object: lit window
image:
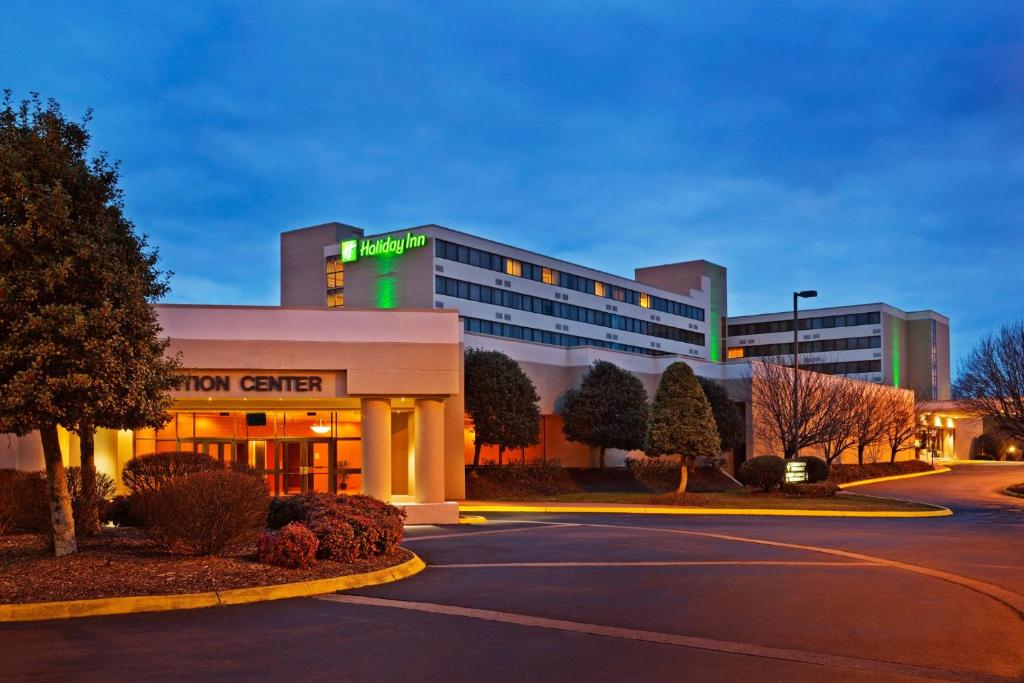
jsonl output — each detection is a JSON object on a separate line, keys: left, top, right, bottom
{"left": 505, "top": 258, "right": 522, "bottom": 277}
{"left": 639, "top": 292, "right": 651, "bottom": 308}
{"left": 327, "top": 291, "right": 345, "bottom": 308}
{"left": 325, "top": 256, "right": 344, "bottom": 289}
{"left": 727, "top": 347, "right": 745, "bottom": 359}
{"left": 542, "top": 267, "right": 556, "bottom": 284}
{"left": 594, "top": 281, "right": 607, "bottom": 297}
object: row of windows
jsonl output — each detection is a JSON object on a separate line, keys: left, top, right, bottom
{"left": 727, "top": 311, "right": 881, "bottom": 337}
{"left": 436, "top": 276, "right": 706, "bottom": 346}
{"left": 727, "top": 335, "right": 881, "bottom": 359}
{"left": 325, "top": 256, "right": 345, "bottom": 289}
{"left": 434, "top": 239, "right": 704, "bottom": 321}
{"left": 802, "top": 359, "right": 882, "bottom": 376}
{"left": 462, "top": 317, "right": 670, "bottom": 356}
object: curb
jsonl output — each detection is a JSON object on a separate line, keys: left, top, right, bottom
{"left": 0, "top": 551, "right": 425, "bottom": 623}
{"left": 457, "top": 502, "right": 952, "bottom": 519}
{"left": 837, "top": 466, "right": 951, "bottom": 489}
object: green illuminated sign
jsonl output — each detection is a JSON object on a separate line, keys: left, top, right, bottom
{"left": 340, "top": 232, "right": 427, "bottom": 263}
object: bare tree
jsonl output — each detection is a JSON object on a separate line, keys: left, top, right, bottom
{"left": 851, "top": 383, "right": 890, "bottom": 466}
{"left": 751, "top": 359, "right": 835, "bottom": 458}
{"left": 816, "top": 379, "right": 860, "bottom": 465}
{"left": 882, "top": 388, "right": 918, "bottom": 462}
{"left": 954, "top": 320, "right": 1024, "bottom": 444}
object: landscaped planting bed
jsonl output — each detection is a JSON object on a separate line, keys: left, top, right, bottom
{"left": 1006, "top": 483, "right": 1024, "bottom": 497}
{"left": 828, "top": 460, "right": 934, "bottom": 485}
{"left": 0, "top": 529, "right": 412, "bottom": 604}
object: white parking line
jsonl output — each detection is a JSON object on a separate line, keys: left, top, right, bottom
{"left": 404, "top": 523, "right": 579, "bottom": 542}
{"left": 316, "top": 594, "right": 1009, "bottom": 683}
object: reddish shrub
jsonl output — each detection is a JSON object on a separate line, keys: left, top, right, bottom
{"left": 122, "top": 451, "right": 221, "bottom": 494}
{"left": 258, "top": 522, "right": 319, "bottom": 568}
{"left": 0, "top": 469, "right": 49, "bottom": 534}
{"left": 145, "top": 469, "right": 269, "bottom": 556}
{"left": 779, "top": 481, "right": 839, "bottom": 498}
{"left": 265, "top": 493, "right": 405, "bottom": 561}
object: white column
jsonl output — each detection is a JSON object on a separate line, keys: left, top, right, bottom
{"left": 360, "top": 398, "right": 392, "bottom": 502}
{"left": 414, "top": 398, "right": 445, "bottom": 504}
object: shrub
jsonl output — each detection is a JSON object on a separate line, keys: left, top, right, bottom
{"left": 779, "top": 482, "right": 839, "bottom": 498}
{"left": 257, "top": 522, "right": 319, "bottom": 568}
{"left": 792, "top": 456, "right": 830, "bottom": 483}
{"left": 64, "top": 467, "right": 117, "bottom": 525}
{"left": 101, "top": 495, "right": 141, "bottom": 527}
{"left": 264, "top": 493, "right": 405, "bottom": 562}
{"left": 145, "top": 469, "right": 269, "bottom": 556}
{"left": 738, "top": 455, "right": 786, "bottom": 491}
{"left": 828, "top": 460, "right": 933, "bottom": 484}
{"left": 122, "top": 451, "right": 221, "bottom": 494}
{"left": 0, "top": 469, "right": 49, "bottom": 534}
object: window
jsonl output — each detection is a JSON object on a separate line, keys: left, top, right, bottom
{"left": 727, "top": 347, "right": 745, "bottom": 359}
{"left": 542, "top": 267, "right": 556, "bottom": 284}
{"left": 327, "top": 291, "right": 344, "bottom": 308}
{"left": 639, "top": 292, "right": 651, "bottom": 308}
{"left": 325, "top": 256, "right": 344, "bottom": 289}
{"left": 594, "top": 281, "right": 607, "bottom": 297}
{"left": 505, "top": 258, "right": 522, "bottom": 277}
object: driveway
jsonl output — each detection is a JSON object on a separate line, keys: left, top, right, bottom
{"left": 2, "top": 464, "right": 1023, "bottom": 682}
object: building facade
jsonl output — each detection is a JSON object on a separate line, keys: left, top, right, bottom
{"left": 280, "top": 221, "right": 944, "bottom": 468}
{"left": 0, "top": 305, "right": 465, "bottom": 524}
{"left": 727, "top": 304, "right": 951, "bottom": 400}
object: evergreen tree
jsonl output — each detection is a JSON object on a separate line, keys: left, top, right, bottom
{"left": 697, "top": 376, "right": 745, "bottom": 454}
{"left": 645, "top": 362, "right": 720, "bottom": 492}
{"left": 464, "top": 348, "right": 541, "bottom": 467}
{"left": 561, "top": 361, "right": 648, "bottom": 468}
{"left": 0, "top": 92, "right": 180, "bottom": 552}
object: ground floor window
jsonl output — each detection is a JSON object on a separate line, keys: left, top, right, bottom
{"left": 134, "top": 410, "right": 362, "bottom": 495}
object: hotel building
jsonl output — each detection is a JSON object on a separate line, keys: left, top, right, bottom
{"left": 726, "top": 305, "right": 950, "bottom": 400}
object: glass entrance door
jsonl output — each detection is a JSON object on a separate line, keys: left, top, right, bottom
{"left": 279, "top": 440, "right": 334, "bottom": 494}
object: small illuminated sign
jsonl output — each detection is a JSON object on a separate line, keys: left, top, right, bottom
{"left": 340, "top": 232, "right": 427, "bottom": 263}
{"left": 785, "top": 461, "right": 808, "bottom": 483}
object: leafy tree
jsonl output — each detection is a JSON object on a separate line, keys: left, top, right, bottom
{"left": 0, "top": 92, "right": 180, "bottom": 553}
{"left": 561, "top": 361, "right": 648, "bottom": 468}
{"left": 645, "top": 362, "right": 720, "bottom": 492}
{"left": 697, "top": 377, "right": 744, "bottom": 454}
{"left": 464, "top": 348, "right": 541, "bottom": 467}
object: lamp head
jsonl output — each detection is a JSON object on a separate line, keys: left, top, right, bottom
{"left": 796, "top": 290, "right": 818, "bottom": 298}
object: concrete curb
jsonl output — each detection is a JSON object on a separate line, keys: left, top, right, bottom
{"left": 457, "top": 502, "right": 952, "bottom": 519}
{"left": 0, "top": 551, "right": 425, "bottom": 623}
{"left": 836, "top": 466, "right": 951, "bottom": 489}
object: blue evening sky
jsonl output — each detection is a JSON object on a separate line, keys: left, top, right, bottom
{"left": 2, "top": 1, "right": 1022, "bottom": 365}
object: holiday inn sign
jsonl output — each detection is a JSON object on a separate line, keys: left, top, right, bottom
{"left": 341, "top": 232, "right": 427, "bottom": 262}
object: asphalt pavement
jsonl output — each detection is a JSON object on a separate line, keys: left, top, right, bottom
{"left": 2, "top": 463, "right": 1023, "bottom": 682}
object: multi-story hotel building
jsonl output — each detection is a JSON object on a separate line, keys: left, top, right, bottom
{"left": 280, "top": 221, "right": 947, "bottom": 467}
{"left": 726, "top": 305, "right": 950, "bottom": 400}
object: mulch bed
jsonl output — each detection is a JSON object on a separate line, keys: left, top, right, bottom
{"left": 0, "top": 528, "right": 412, "bottom": 605}
{"left": 1006, "top": 483, "right": 1024, "bottom": 496}
{"left": 465, "top": 465, "right": 740, "bottom": 500}
{"left": 827, "top": 460, "right": 934, "bottom": 484}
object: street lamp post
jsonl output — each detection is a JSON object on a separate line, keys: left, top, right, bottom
{"left": 791, "top": 290, "right": 818, "bottom": 458}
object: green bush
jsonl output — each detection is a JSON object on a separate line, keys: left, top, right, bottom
{"left": 792, "top": 456, "right": 830, "bottom": 483}
{"left": 737, "top": 455, "right": 786, "bottom": 491}
{"left": 145, "top": 469, "right": 269, "bottom": 556}
{"left": 122, "top": 451, "right": 221, "bottom": 494}
{"left": 779, "top": 481, "right": 839, "bottom": 498}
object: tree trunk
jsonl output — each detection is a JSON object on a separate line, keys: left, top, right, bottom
{"left": 473, "top": 439, "right": 482, "bottom": 470}
{"left": 39, "top": 424, "right": 77, "bottom": 556}
{"left": 677, "top": 458, "right": 689, "bottom": 494}
{"left": 857, "top": 445, "right": 865, "bottom": 466}
{"left": 77, "top": 427, "right": 102, "bottom": 536}
{"left": 599, "top": 447, "right": 606, "bottom": 470}
{"left": 890, "top": 446, "right": 899, "bottom": 463}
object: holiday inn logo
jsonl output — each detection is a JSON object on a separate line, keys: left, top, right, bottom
{"left": 340, "top": 232, "right": 427, "bottom": 263}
